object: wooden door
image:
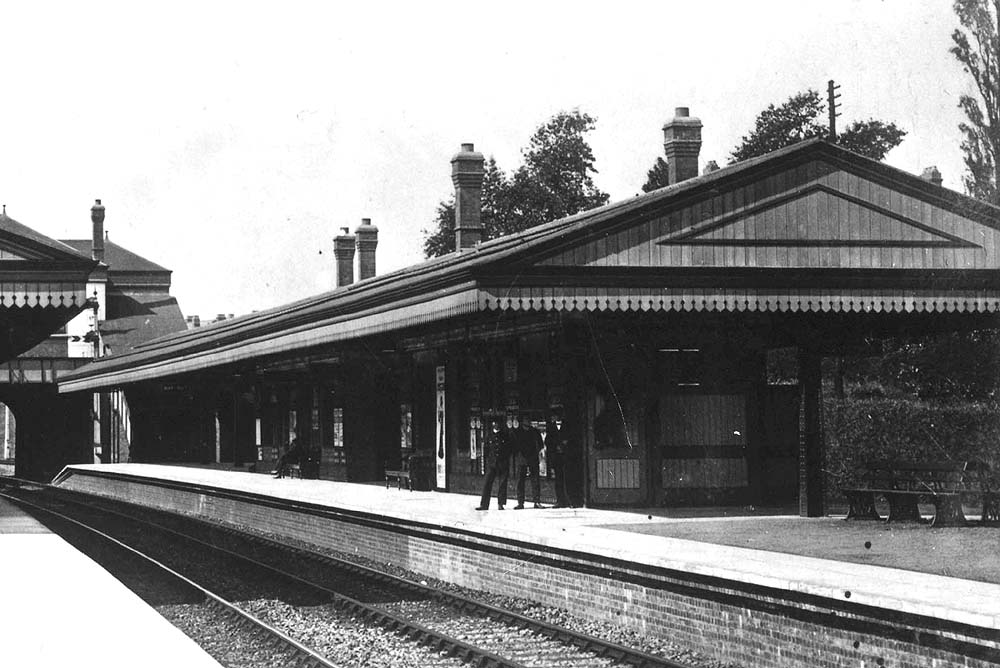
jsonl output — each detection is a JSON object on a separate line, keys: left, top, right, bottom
{"left": 659, "top": 393, "right": 748, "bottom": 505}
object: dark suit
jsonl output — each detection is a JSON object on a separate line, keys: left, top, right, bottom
{"left": 478, "top": 428, "right": 512, "bottom": 508}
{"left": 514, "top": 424, "right": 543, "bottom": 506}
{"left": 545, "top": 421, "right": 568, "bottom": 507}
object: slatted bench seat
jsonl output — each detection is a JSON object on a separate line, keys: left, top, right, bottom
{"left": 285, "top": 456, "right": 319, "bottom": 480}
{"left": 385, "top": 456, "right": 412, "bottom": 491}
{"left": 841, "top": 460, "right": 995, "bottom": 528}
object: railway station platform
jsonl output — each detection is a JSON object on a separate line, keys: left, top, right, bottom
{"left": 53, "top": 463, "right": 1000, "bottom": 668}
{"left": 0, "top": 493, "right": 222, "bottom": 668}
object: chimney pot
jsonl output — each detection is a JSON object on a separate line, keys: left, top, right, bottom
{"left": 662, "top": 107, "right": 702, "bottom": 186}
{"left": 355, "top": 217, "right": 378, "bottom": 281}
{"left": 451, "top": 143, "right": 485, "bottom": 250}
{"left": 920, "top": 166, "right": 943, "bottom": 187}
{"left": 91, "top": 199, "right": 106, "bottom": 262}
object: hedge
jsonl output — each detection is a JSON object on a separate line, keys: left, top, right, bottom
{"left": 824, "top": 398, "right": 1000, "bottom": 495}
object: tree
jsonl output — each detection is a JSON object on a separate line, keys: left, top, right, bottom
{"left": 730, "top": 90, "right": 827, "bottom": 162}
{"left": 510, "top": 110, "right": 609, "bottom": 228}
{"left": 728, "top": 89, "right": 906, "bottom": 164}
{"left": 641, "top": 157, "right": 671, "bottom": 193}
{"left": 951, "top": 0, "right": 1000, "bottom": 204}
{"left": 422, "top": 110, "right": 609, "bottom": 258}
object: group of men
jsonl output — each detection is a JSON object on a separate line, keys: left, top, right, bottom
{"left": 476, "top": 411, "right": 568, "bottom": 511}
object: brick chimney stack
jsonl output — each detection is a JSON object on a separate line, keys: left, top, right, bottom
{"left": 333, "top": 226, "right": 356, "bottom": 288}
{"left": 355, "top": 218, "right": 378, "bottom": 280}
{"left": 91, "top": 199, "right": 105, "bottom": 262}
{"left": 921, "top": 166, "right": 943, "bottom": 187}
{"left": 663, "top": 107, "right": 702, "bottom": 185}
{"left": 451, "top": 143, "right": 485, "bottom": 250}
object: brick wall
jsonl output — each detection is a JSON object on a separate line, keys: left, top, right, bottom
{"left": 59, "top": 471, "right": 1000, "bottom": 668}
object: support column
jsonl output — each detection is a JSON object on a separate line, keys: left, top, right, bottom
{"left": 98, "top": 392, "right": 112, "bottom": 463}
{"left": 231, "top": 373, "right": 256, "bottom": 468}
{"left": 798, "top": 349, "right": 825, "bottom": 517}
{"left": 745, "top": 350, "right": 767, "bottom": 506}
{"left": 561, "top": 320, "right": 589, "bottom": 508}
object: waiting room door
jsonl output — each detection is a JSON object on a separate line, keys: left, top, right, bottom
{"left": 658, "top": 393, "right": 749, "bottom": 505}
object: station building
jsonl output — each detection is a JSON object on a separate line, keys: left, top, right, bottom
{"left": 58, "top": 111, "right": 1000, "bottom": 514}
{"left": 0, "top": 201, "right": 186, "bottom": 479}
{"left": 0, "top": 207, "right": 96, "bottom": 477}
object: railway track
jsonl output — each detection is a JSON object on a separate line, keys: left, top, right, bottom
{"left": 1, "top": 479, "right": 693, "bottom": 668}
{"left": 0, "top": 484, "right": 344, "bottom": 668}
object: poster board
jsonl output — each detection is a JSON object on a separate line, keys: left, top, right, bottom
{"left": 435, "top": 365, "right": 447, "bottom": 489}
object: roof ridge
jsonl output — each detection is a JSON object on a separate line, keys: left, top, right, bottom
{"left": 62, "top": 137, "right": 995, "bottom": 380}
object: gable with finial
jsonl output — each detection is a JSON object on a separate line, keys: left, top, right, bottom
{"left": 478, "top": 140, "right": 1000, "bottom": 314}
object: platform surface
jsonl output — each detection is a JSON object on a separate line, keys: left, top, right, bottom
{"left": 59, "top": 463, "right": 1000, "bottom": 632}
{"left": 0, "top": 494, "right": 222, "bottom": 668}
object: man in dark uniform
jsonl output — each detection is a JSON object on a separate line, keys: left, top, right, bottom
{"left": 476, "top": 419, "right": 512, "bottom": 510}
{"left": 513, "top": 415, "right": 544, "bottom": 509}
{"left": 545, "top": 410, "right": 568, "bottom": 508}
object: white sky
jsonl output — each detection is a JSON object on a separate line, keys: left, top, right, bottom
{"left": 0, "top": 1, "right": 974, "bottom": 318}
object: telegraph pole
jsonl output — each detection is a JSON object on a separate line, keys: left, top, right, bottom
{"left": 827, "top": 80, "right": 841, "bottom": 140}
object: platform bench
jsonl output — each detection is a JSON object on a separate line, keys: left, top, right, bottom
{"left": 385, "top": 456, "right": 412, "bottom": 491}
{"left": 285, "top": 457, "right": 319, "bottom": 480}
{"left": 841, "top": 460, "right": 996, "bottom": 527}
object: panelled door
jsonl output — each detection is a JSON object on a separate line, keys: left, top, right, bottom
{"left": 658, "top": 393, "right": 748, "bottom": 505}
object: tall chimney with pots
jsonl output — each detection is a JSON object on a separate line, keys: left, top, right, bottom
{"left": 355, "top": 218, "right": 378, "bottom": 280}
{"left": 921, "top": 166, "right": 943, "bottom": 187}
{"left": 91, "top": 199, "right": 106, "bottom": 262}
{"left": 663, "top": 107, "right": 703, "bottom": 185}
{"left": 451, "top": 143, "right": 485, "bottom": 250}
{"left": 333, "top": 227, "right": 356, "bottom": 288}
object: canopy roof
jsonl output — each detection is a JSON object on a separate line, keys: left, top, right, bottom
{"left": 58, "top": 139, "right": 1000, "bottom": 392}
{"left": 0, "top": 211, "right": 97, "bottom": 363}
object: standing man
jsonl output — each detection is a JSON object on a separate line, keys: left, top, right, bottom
{"left": 514, "top": 414, "right": 544, "bottom": 509}
{"left": 476, "top": 419, "right": 512, "bottom": 510}
{"left": 545, "top": 409, "right": 568, "bottom": 508}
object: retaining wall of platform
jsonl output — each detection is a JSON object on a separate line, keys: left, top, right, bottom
{"left": 57, "top": 470, "right": 1000, "bottom": 668}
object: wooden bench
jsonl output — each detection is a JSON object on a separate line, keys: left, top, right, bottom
{"left": 385, "top": 457, "right": 412, "bottom": 491}
{"left": 841, "top": 460, "right": 994, "bottom": 527}
{"left": 285, "top": 456, "right": 319, "bottom": 480}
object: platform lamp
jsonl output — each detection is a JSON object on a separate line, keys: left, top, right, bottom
{"left": 83, "top": 290, "right": 103, "bottom": 359}
{"left": 82, "top": 291, "right": 104, "bottom": 464}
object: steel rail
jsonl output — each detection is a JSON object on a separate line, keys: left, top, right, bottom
{"left": 34, "top": 480, "right": 689, "bottom": 668}
{"left": 0, "top": 488, "right": 339, "bottom": 668}
{"left": 1, "top": 482, "right": 526, "bottom": 668}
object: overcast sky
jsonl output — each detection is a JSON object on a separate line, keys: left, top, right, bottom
{"left": 0, "top": 1, "right": 973, "bottom": 318}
